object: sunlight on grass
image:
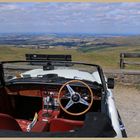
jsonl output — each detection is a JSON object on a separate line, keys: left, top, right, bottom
{"left": 0, "top": 45, "right": 140, "bottom": 69}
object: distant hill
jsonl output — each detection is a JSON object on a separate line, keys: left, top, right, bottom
{"left": 0, "top": 33, "right": 140, "bottom": 48}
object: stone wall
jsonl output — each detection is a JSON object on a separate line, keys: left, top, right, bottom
{"left": 105, "top": 69, "right": 140, "bottom": 85}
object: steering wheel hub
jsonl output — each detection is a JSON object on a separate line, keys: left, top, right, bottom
{"left": 71, "top": 94, "right": 80, "bottom": 103}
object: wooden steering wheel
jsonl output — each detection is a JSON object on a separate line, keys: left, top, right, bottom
{"left": 57, "top": 80, "right": 94, "bottom": 116}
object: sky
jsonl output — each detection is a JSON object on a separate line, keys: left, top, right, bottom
{"left": 0, "top": 2, "right": 140, "bottom": 35}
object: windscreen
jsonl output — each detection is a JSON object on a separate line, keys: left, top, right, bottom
{"left": 2, "top": 61, "right": 101, "bottom": 84}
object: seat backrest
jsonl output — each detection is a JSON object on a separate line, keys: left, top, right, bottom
{"left": 50, "top": 118, "right": 84, "bottom": 132}
{"left": 0, "top": 113, "right": 22, "bottom": 131}
{"left": 0, "top": 87, "right": 13, "bottom": 115}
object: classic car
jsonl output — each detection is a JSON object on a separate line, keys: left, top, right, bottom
{"left": 0, "top": 54, "right": 127, "bottom": 137}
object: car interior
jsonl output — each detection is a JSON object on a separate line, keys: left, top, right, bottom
{"left": 0, "top": 80, "right": 102, "bottom": 133}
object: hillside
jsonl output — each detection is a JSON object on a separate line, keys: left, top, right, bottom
{"left": 0, "top": 45, "right": 140, "bottom": 69}
{"left": 0, "top": 34, "right": 140, "bottom": 69}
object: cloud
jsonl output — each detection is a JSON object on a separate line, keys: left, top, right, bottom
{"left": 0, "top": 3, "right": 26, "bottom": 11}
{"left": 0, "top": 2, "right": 140, "bottom": 34}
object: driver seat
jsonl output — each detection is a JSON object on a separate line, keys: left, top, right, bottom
{"left": 0, "top": 113, "right": 22, "bottom": 131}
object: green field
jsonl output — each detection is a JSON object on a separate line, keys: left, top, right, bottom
{"left": 0, "top": 45, "right": 140, "bottom": 69}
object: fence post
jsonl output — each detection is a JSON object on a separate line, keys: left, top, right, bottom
{"left": 0, "top": 62, "right": 5, "bottom": 86}
{"left": 120, "top": 53, "right": 125, "bottom": 69}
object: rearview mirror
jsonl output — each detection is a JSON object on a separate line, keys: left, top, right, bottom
{"left": 107, "top": 78, "right": 115, "bottom": 89}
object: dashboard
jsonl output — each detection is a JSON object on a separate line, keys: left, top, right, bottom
{"left": 3, "top": 83, "right": 102, "bottom": 121}
{"left": 5, "top": 84, "right": 101, "bottom": 100}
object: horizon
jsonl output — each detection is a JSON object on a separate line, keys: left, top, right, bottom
{"left": 0, "top": 32, "right": 140, "bottom": 36}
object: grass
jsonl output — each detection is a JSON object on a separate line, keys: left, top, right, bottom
{"left": 0, "top": 45, "right": 140, "bottom": 69}
{"left": 135, "top": 85, "right": 140, "bottom": 91}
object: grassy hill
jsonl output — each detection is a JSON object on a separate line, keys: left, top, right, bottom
{"left": 0, "top": 45, "right": 140, "bottom": 69}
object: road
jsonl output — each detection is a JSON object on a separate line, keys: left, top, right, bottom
{"left": 114, "top": 84, "right": 140, "bottom": 137}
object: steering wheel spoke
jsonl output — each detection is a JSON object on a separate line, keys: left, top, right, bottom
{"left": 65, "top": 100, "right": 74, "bottom": 109}
{"left": 66, "top": 84, "right": 75, "bottom": 96}
{"left": 79, "top": 98, "right": 89, "bottom": 106}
